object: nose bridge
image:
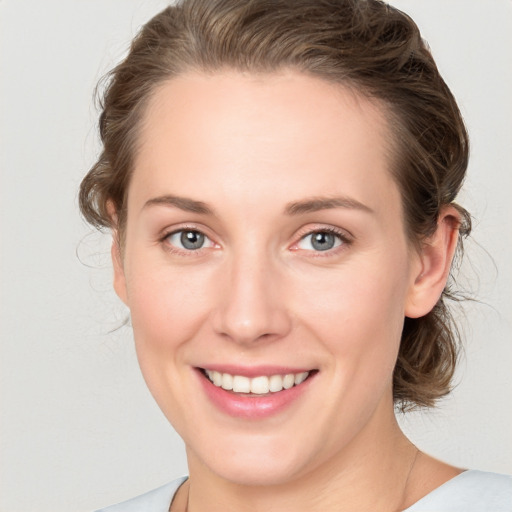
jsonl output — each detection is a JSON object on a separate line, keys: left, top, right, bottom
{"left": 213, "top": 243, "right": 291, "bottom": 344}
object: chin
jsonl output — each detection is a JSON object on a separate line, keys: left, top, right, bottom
{"left": 210, "top": 456, "right": 306, "bottom": 487}
{"left": 187, "top": 429, "right": 325, "bottom": 488}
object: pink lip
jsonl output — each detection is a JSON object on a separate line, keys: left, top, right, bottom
{"left": 195, "top": 367, "right": 316, "bottom": 419}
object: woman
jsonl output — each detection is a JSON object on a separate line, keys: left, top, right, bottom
{"left": 79, "top": 0, "right": 511, "bottom": 510}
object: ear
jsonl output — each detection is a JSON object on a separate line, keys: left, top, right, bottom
{"left": 107, "top": 201, "right": 129, "bottom": 306}
{"left": 405, "top": 206, "right": 461, "bottom": 318}
{"left": 111, "top": 236, "right": 129, "bottom": 306}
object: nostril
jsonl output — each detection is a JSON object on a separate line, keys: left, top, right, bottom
{"left": 211, "top": 270, "right": 293, "bottom": 344}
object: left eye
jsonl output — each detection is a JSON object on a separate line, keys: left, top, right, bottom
{"left": 297, "top": 231, "right": 343, "bottom": 252}
{"left": 165, "top": 230, "right": 215, "bottom": 251}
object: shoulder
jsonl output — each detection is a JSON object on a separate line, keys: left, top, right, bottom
{"left": 94, "top": 477, "right": 187, "bottom": 512}
{"left": 406, "top": 470, "right": 512, "bottom": 512}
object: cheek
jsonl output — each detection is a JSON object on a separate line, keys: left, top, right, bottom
{"left": 127, "top": 262, "right": 212, "bottom": 346}
{"left": 123, "top": 259, "right": 214, "bottom": 394}
{"left": 123, "top": 261, "right": 218, "bottom": 430}
{"left": 295, "top": 253, "right": 409, "bottom": 373}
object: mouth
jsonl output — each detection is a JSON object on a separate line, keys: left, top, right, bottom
{"left": 200, "top": 368, "right": 316, "bottom": 396}
{"left": 196, "top": 366, "right": 317, "bottom": 418}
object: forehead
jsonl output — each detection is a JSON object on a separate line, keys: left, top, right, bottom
{"left": 130, "top": 70, "right": 400, "bottom": 218}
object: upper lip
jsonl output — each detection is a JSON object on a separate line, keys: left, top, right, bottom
{"left": 197, "top": 365, "right": 315, "bottom": 378}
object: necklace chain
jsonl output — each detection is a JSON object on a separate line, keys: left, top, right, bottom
{"left": 395, "top": 446, "right": 420, "bottom": 512}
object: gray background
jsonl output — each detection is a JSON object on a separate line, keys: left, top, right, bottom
{"left": 1, "top": 1, "right": 511, "bottom": 511}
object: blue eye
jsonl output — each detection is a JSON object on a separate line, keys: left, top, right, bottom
{"left": 297, "top": 231, "right": 343, "bottom": 252}
{"left": 166, "top": 230, "right": 214, "bottom": 251}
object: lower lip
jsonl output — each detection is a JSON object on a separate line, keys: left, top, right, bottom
{"left": 196, "top": 370, "right": 315, "bottom": 419}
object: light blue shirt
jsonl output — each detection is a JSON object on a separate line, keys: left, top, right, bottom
{"left": 95, "top": 470, "right": 512, "bottom": 511}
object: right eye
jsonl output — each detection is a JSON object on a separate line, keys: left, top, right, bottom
{"left": 165, "top": 229, "right": 215, "bottom": 251}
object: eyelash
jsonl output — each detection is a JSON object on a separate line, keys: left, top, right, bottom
{"left": 160, "top": 225, "right": 216, "bottom": 256}
{"left": 159, "top": 225, "right": 352, "bottom": 256}
{"left": 291, "top": 226, "right": 352, "bottom": 256}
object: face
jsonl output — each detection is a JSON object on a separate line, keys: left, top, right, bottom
{"left": 114, "top": 71, "right": 425, "bottom": 486}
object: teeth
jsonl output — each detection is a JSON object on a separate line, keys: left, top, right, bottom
{"left": 232, "top": 375, "right": 251, "bottom": 393}
{"left": 269, "top": 374, "right": 284, "bottom": 392}
{"left": 250, "top": 376, "right": 269, "bottom": 394}
{"left": 283, "top": 374, "right": 295, "bottom": 389}
{"left": 212, "top": 371, "right": 222, "bottom": 387}
{"left": 221, "top": 373, "right": 233, "bottom": 390}
{"left": 295, "top": 372, "right": 308, "bottom": 385}
{"left": 205, "top": 370, "right": 311, "bottom": 394}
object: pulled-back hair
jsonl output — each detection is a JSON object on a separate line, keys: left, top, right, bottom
{"left": 79, "top": 0, "right": 471, "bottom": 410}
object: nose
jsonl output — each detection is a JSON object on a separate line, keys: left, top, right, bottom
{"left": 212, "top": 252, "right": 292, "bottom": 345}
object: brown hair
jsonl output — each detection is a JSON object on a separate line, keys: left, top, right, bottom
{"left": 79, "top": 0, "right": 471, "bottom": 410}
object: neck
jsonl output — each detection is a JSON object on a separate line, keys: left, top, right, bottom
{"left": 183, "top": 397, "right": 419, "bottom": 512}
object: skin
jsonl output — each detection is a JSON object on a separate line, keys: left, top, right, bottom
{"left": 112, "top": 71, "right": 461, "bottom": 511}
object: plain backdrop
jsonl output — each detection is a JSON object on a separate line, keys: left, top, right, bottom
{"left": 1, "top": 1, "right": 511, "bottom": 511}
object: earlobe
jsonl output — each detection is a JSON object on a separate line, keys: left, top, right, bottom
{"left": 405, "top": 207, "right": 461, "bottom": 318}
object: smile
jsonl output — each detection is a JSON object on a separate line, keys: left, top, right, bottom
{"left": 197, "top": 366, "right": 317, "bottom": 418}
{"left": 203, "top": 369, "right": 310, "bottom": 395}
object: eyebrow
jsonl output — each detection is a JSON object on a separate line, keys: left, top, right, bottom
{"left": 143, "top": 195, "right": 213, "bottom": 215}
{"left": 142, "top": 194, "right": 373, "bottom": 217}
{"left": 284, "top": 196, "right": 374, "bottom": 215}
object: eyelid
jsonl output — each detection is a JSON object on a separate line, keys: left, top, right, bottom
{"left": 157, "top": 222, "right": 352, "bottom": 255}
{"left": 289, "top": 225, "right": 353, "bottom": 253}
{"left": 159, "top": 224, "right": 219, "bottom": 254}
